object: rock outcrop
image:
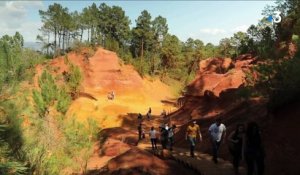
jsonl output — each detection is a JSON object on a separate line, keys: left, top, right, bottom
{"left": 186, "top": 55, "right": 257, "bottom": 97}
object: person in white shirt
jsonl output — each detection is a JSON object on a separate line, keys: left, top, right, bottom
{"left": 208, "top": 117, "right": 226, "bottom": 163}
{"left": 149, "top": 126, "right": 158, "bottom": 150}
{"left": 168, "top": 124, "right": 176, "bottom": 151}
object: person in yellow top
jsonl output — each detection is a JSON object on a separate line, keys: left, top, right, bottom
{"left": 186, "top": 120, "right": 202, "bottom": 157}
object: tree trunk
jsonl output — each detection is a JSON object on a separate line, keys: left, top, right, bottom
{"left": 102, "top": 34, "right": 105, "bottom": 47}
{"left": 141, "top": 38, "right": 144, "bottom": 59}
{"left": 66, "top": 31, "right": 69, "bottom": 49}
{"left": 91, "top": 26, "right": 94, "bottom": 44}
{"left": 58, "top": 31, "right": 61, "bottom": 50}
{"left": 47, "top": 32, "right": 50, "bottom": 55}
{"left": 80, "top": 29, "right": 83, "bottom": 42}
{"left": 62, "top": 29, "right": 65, "bottom": 51}
{"left": 54, "top": 27, "right": 57, "bottom": 51}
{"left": 67, "top": 31, "right": 70, "bottom": 49}
{"left": 87, "top": 28, "right": 90, "bottom": 42}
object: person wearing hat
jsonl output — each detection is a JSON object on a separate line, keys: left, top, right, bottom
{"left": 186, "top": 120, "right": 202, "bottom": 157}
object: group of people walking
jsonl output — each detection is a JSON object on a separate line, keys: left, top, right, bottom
{"left": 186, "top": 117, "right": 264, "bottom": 175}
{"left": 138, "top": 122, "right": 176, "bottom": 151}
{"left": 137, "top": 110, "right": 264, "bottom": 175}
{"left": 148, "top": 123, "right": 176, "bottom": 151}
{"left": 137, "top": 108, "right": 175, "bottom": 151}
{"left": 229, "top": 122, "right": 265, "bottom": 175}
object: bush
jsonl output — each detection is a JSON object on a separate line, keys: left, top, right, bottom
{"left": 62, "top": 117, "right": 99, "bottom": 173}
{"left": 105, "top": 37, "right": 119, "bottom": 52}
{"left": 56, "top": 87, "right": 71, "bottom": 114}
{"left": 38, "top": 71, "right": 58, "bottom": 105}
{"left": 32, "top": 90, "right": 47, "bottom": 117}
{"left": 66, "top": 63, "right": 82, "bottom": 97}
{"left": 0, "top": 102, "right": 27, "bottom": 175}
{"left": 33, "top": 71, "right": 58, "bottom": 117}
{"left": 268, "top": 56, "right": 300, "bottom": 109}
{"left": 254, "top": 45, "right": 300, "bottom": 110}
{"left": 70, "top": 40, "right": 89, "bottom": 54}
{"left": 132, "top": 58, "right": 151, "bottom": 77}
{"left": 118, "top": 48, "right": 133, "bottom": 65}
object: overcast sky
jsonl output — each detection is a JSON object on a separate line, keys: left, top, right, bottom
{"left": 0, "top": 1, "right": 276, "bottom": 45}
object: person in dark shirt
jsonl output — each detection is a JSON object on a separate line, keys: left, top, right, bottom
{"left": 228, "top": 124, "right": 245, "bottom": 175}
{"left": 138, "top": 123, "right": 143, "bottom": 140}
{"left": 244, "top": 122, "right": 265, "bottom": 175}
{"left": 160, "top": 124, "right": 169, "bottom": 149}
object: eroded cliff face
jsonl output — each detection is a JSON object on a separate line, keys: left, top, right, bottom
{"left": 173, "top": 54, "right": 259, "bottom": 122}
{"left": 186, "top": 54, "right": 259, "bottom": 97}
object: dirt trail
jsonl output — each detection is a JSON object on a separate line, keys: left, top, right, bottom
{"left": 86, "top": 114, "right": 201, "bottom": 175}
{"left": 138, "top": 141, "right": 245, "bottom": 175}
{"left": 135, "top": 114, "right": 245, "bottom": 175}
{"left": 87, "top": 112, "right": 244, "bottom": 175}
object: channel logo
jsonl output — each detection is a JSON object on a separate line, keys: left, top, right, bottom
{"left": 267, "top": 11, "right": 282, "bottom": 24}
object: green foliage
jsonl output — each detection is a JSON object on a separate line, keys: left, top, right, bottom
{"left": 268, "top": 56, "right": 300, "bottom": 109}
{"left": 131, "top": 10, "right": 154, "bottom": 58}
{"left": 0, "top": 160, "right": 27, "bottom": 175}
{"left": 202, "top": 43, "right": 219, "bottom": 58}
{"left": 0, "top": 33, "right": 24, "bottom": 90}
{"left": 105, "top": 37, "right": 120, "bottom": 52}
{"left": 70, "top": 40, "right": 90, "bottom": 54}
{"left": 27, "top": 55, "right": 91, "bottom": 174}
{"left": 22, "top": 49, "right": 46, "bottom": 82}
{"left": 161, "top": 34, "right": 181, "bottom": 68}
{"left": 32, "top": 90, "right": 47, "bottom": 117}
{"left": 152, "top": 15, "right": 168, "bottom": 39}
{"left": 33, "top": 69, "right": 75, "bottom": 117}
{"left": 23, "top": 118, "right": 70, "bottom": 175}
{"left": 98, "top": 4, "right": 131, "bottom": 48}
{"left": 22, "top": 108, "right": 99, "bottom": 174}
{"left": 62, "top": 117, "right": 99, "bottom": 173}
{"left": 219, "top": 37, "right": 235, "bottom": 57}
{"left": 248, "top": 0, "right": 300, "bottom": 109}
{"left": 132, "top": 58, "right": 151, "bottom": 77}
{"left": 0, "top": 101, "right": 27, "bottom": 175}
{"left": 39, "top": 3, "right": 72, "bottom": 54}
{"left": 236, "top": 87, "right": 252, "bottom": 100}
{"left": 38, "top": 70, "right": 58, "bottom": 106}
{"left": 56, "top": 87, "right": 71, "bottom": 114}
{"left": 0, "top": 32, "right": 46, "bottom": 174}
{"left": 118, "top": 47, "right": 134, "bottom": 64}
{"left": 0, "top": 31, "right": 95, "bottom": 174}
{"left": 38, "top": 2, "right": 131, "bottom": 54}
{"left": 181, "top": 38, "right": 205, "bottom": 81}
{"left": 292, "top": 34, "right": 300, "bottom": 44}
{"left": 66, "top": 63, "right": 82, "bottom": 96}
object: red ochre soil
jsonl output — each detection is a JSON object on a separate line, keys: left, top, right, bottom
{"left": 34, "top": 47, "right": 176, "bottom": 129}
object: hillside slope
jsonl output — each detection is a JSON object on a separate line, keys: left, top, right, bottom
{"left": 34, "top": 48, "right": 176, "bottom": 128}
